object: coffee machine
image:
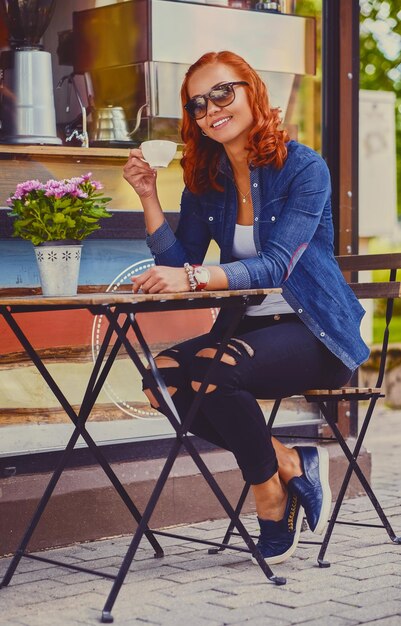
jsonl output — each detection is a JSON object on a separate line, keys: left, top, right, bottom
{"left": 71, "top": 0, "right": 315, "bottom": 144}
{"left": 0, "top": 0, "right": 61, "bottom": 144}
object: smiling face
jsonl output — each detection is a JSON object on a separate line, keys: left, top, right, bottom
{"left": 186, "top": 62, "right": 254, "bottom": 151}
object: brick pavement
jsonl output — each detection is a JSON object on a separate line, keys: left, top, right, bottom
{"left": 1, "top": 406, "right": 400, "bottom": 626}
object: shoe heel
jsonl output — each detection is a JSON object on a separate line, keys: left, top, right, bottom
{"left": 314, "top": 447, "right": 331, "bottom": 535}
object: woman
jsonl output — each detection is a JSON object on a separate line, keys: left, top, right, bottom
{"left": 123, "top": 51, "right": 370, "bottom": 565}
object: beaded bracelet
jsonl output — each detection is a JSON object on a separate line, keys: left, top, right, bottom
{"left": 184, "top": 262, "right": 197, "bottom": 291}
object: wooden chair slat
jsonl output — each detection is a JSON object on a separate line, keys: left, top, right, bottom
{"left": 304, "top": 387, "right": 381, "bottom": 396}
{"left": 349, "top": 282, "right": 401, "bottom": 299}
{"left": 337, "top": 253, "right": 401, "bottom": 272}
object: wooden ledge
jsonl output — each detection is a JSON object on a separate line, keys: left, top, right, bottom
{"left": 0, "top": 144, "right": 184, "bottom": 161}
{"left": 0, "top": 144, "right": 130, "bottom": 159}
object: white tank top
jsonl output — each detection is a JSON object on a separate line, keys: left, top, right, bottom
{"left": 232, "top": 224, "right": 294, "bottom": 317}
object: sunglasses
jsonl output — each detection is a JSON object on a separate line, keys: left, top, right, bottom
{"left": 184, "top": 81, "right": 249, "bottom": 120}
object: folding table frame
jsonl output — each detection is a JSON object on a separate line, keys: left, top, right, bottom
{"left": 0, "top": 289, "right": 285, "bottom": 623}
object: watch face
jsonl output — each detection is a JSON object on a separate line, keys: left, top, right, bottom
{"left": 194, "top": 266, "right": 210, "bottom": 288}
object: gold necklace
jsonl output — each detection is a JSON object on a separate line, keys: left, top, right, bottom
{"left": 235, "top": 183, "right": 251, "bottom": 204}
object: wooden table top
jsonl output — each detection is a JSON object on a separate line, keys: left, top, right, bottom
{"left": 0, "top": 288, "right": 282, "bottom": 308}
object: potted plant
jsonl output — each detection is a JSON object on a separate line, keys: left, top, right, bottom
{"left": 7, "top": 172, "right": 111, "bottom": 296}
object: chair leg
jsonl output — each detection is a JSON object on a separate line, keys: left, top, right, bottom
{"left": 316, "top": 398, "right": 401, "bottom": 566}
{"left": 208, "top": 482, "right": 251, "bottom": 554}
{"left": 316, "top": 455, "right": 350, "bottom": 567}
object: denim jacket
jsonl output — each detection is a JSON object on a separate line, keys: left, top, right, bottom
{"left": 146, "top": 140, "right": 370, "bottom": 371}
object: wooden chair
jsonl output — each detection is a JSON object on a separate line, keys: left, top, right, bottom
{"left": 210, "top": 252, "right": 401, "bottom": 566}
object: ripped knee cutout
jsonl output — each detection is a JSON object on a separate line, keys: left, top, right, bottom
{"left": 192, "top": 347, "right": 235, "bottom": 393}
{"left": 144, "top": 354, "right": 180, "bottom": 407}
{"left": 227, "top": 342, "right": 242, "bottom": 357}
{"left": 154, "top": 355, "right": 180, "bottom": 368}
{"left": 195, "top": 347, "right": 237, "bottom": 366}
{"left": 230, "top": 337, "right": 255, "bottom": 358}
{"left": 191, "top": 380, "right": 217, "bottom": 394}
{"left": 146, "top": 355, "right": 180, "bottom": 371}
{"left": 144, "top": 386, "right": 177, "bottom": 409}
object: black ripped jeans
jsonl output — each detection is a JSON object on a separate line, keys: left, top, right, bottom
{"left": 145, "top": 315, "right": 352, "bottom": 485}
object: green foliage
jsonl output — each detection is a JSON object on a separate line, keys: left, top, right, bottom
{"left": 295, "top": 0, "right": 322, "bottom": 16}
{"left": 373, "top": 315, "right": 401, "bottom": 343}
{"left": 8, "top": 176, "right": 112, "bottom": 245}
{"left": 360, "top": 0, "right": 401, "bottom": 217}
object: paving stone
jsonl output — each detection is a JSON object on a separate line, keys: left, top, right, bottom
{"left": 363, "top": 618, "right": 401, "bottom": 626}
{"left": 338, "top": 586, "right": 401, "bottom": 608}
{"left": 298, "top": 573, "right": 401, "bottom": 595}
{"left": 211, "top": 600, "right": 298, "bottom": 623}
{"left": 111, "top": 600, "right": 171, "bottom": 624}
{"left": 339, "top": 551, "right": 401, "bottom": 569}
{"left": 338, "top": 544, "right": 401, "bottom": 558}
{"left": 281, "top": 600, "right": 366, "bottom": 624}
{"left": 228, "top": 615, "right": 292, "bottom": 626}
{"left": 332, "top": 561, "right": 401, "bottom": 580}
{"left": 46, "top": 580, "right": 110, "bottom": 600}
{"left": 7, "top": 566, "right": 72, "bottom": 586}
{"left": 331, "top": 600, "right": 401, "bottom": 622}
{"left": 295, "top": 618, "right": 358, "bottom": 626}
{"left": 159, "top": 568, "right": 226, "bottom": 584}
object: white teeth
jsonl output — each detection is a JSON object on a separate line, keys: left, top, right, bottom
{"left": 212, "top": 117, "right": 230, "bottom": 128}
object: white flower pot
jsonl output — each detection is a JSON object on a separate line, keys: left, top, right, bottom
{"left": 34, "top": 242, "right": 82, "bottom": 297}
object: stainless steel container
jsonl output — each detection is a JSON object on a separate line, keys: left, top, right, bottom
{"left": 0, "top": 49, "right": 61, "bottom": 144}
{"left": 90, "top": 106, "right": 131, "bottom": 143}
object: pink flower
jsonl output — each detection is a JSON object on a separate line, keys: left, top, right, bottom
{"left": 8, "top": 173, "right": 109, "bottom": 210}
{"left": 10, "top": 179, "right": 45, "bottom": 200}
{"left": 68, "top": 176, "right": 86, "bottom": 185}
{"left": 8, "top": 172, "right": 111, "bottom": 244}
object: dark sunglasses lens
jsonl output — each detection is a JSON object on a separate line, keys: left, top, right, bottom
{"left": 187, "top": 96, "right": 207, "bottom": 119}
{"left": 209, "top": 84, "right": 235, "bottom": 107}
{"left": 186, "top": 84, "right": 237, "bottom": 119}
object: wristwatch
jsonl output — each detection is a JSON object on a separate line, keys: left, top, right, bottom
{"left": 193, "top": 265, "right": 210, "bottom": 291}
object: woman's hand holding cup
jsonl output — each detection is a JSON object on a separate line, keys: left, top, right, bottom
{"left": 123, "top": 141, "right": 177, "bottom": 199}
{"left": 123, "top": 148, "right": 158, "bottom": 199}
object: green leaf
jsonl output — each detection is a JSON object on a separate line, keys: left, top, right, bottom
{"left": 53, "top": 213, "right": 66, "bottom": 223}
{"left": 80, "top": 216, "right": 99, "bottom": 223}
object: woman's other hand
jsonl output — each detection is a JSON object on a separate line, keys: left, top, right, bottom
{"left": 123, "top": 148, "right": 157, "bottom": 199}
{"left": 132, "top": 266, "right": 190, "bottom": 294}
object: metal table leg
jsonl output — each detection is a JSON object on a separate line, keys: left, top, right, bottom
{"left": 100, "top": 301, "right": 285, "bottom": 622}
{"left": 0, "top": 308, "right": 164, "bottom": 590}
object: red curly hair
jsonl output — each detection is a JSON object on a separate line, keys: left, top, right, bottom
{"left": 180, "top": 51, "right": 289, "bottom": 194}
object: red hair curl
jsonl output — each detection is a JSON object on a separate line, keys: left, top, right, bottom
{"left": 180, "top": 51, "right": 289, "bottom": 195}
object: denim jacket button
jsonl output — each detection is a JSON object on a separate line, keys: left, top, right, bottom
{"left": 320, "top": 331, "right": 325, "bottom": 337}
{"left": 253, "top": 183, "right": 258, "bottom": 188}
{"left": 254, "top": 217, "right": 258, "bottom": 222}
{"left": 208, "top": 216, "right": 213, "bottom": 221}
{"left": 298, "top": 308, "right": 303, "bottom": 314}
{"left": 271, "top": 216, "right": 276, "bottom": 222}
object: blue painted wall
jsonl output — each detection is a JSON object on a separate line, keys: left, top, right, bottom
{"left": 0, "top": 239, "right": 151, "bottom": 288}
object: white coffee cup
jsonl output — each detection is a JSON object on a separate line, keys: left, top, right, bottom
{"left": 140, "top": 140, "right": 177, "bottom": 168}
